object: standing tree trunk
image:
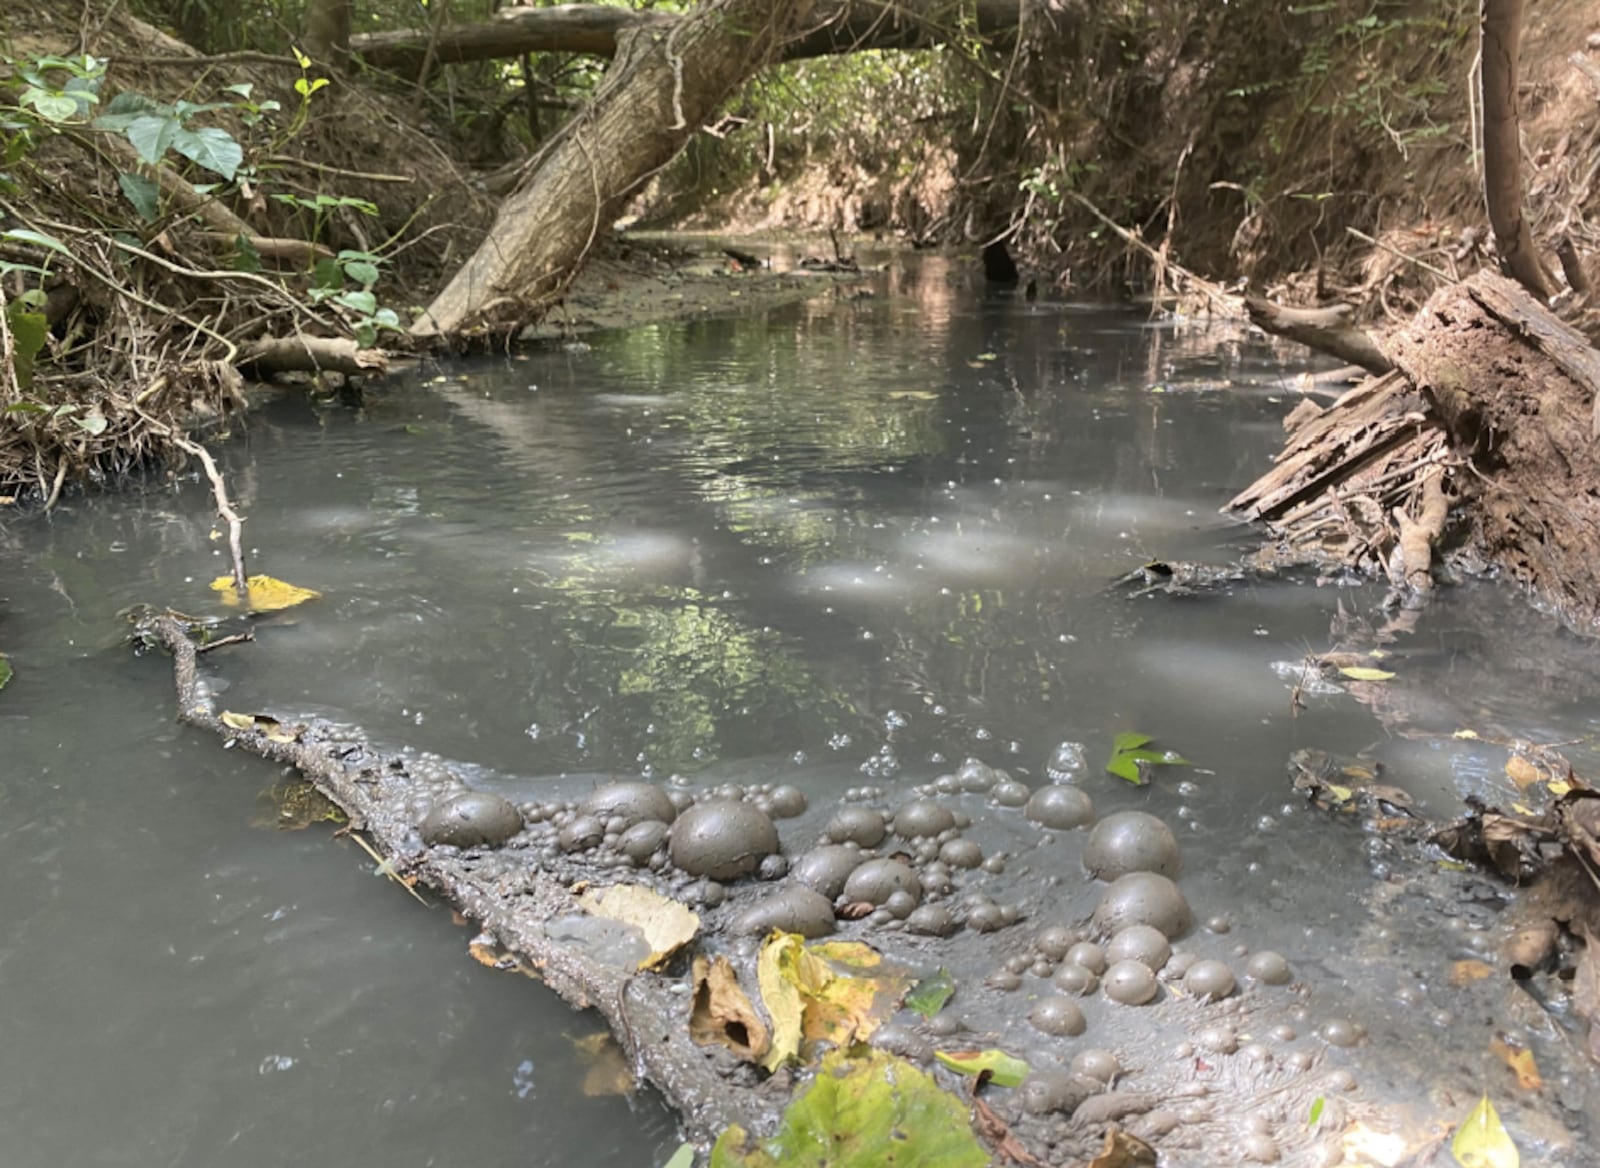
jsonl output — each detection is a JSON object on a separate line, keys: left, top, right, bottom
{"left": 1479, "top": 0, "right": 1551, "bottom": 300}
{"left": 415, "top": 0, "right": 813, "bottom": 338}
{"left": 303, "top": 0, "right": 354, "bottom": 70}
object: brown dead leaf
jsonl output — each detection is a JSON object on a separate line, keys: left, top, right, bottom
{"left": 578, "top": 883, "right": 699, "bottom": 970}
{"left": 1084, "top": 1128, "right": 1159, "bottom": 1168}
{"left": 1450, "top": 959, "right": 1496, "bottom": 986}
{"left": 971, "top": 1093, "right": 1047, "bottom": 1167}
{"left": 689, "top": 955, "right": 770, "bottom": 1061}
{"left": 836, "top": 901, "right": 876, "bottom": 920}
{"left": 1489, "top": 1035, "right": 1542, "bottom": 1091}
{"left": 467, "top": 932, "right": 542, "bottom": 980}
{"left": 571, "top": 1031, "right": 636, "bottom": 1097}
{"left": 1505, "top": 754, "right": 1543, "bottom": 790}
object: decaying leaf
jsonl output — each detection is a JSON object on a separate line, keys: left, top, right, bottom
{"left": 220, "top": 710, "right": 302, "bottom": 743}
{"left": 690, "top": 955, "right": 770, "bottom": 1061}
{"left": 252, "top": 776, "right": 345, "bottom": 831}
{"left": 1451, "top": 1094, "right": 1518, "bottom": 1168}
{"left": 1573, "top": 926, "right": 1600, "bottom": 1064}
{"left": 971, "top": 1092, "right": 1046, "bottom": 1167}
{"left": 1489, "top": 1035, "right": 1542, "bottom": 1092}
{"left": 577, "top": 883, "right": 699, "bottom": 970}
{"left": 570, "top": 1030, "right": 635, "bottom": 1097}
{"left": 1449, "top": 959, "right": 1496, "bottom": 986}
{"left": 467, "top": 931, "right": 542, "bottom": 980}
{"left": 0, "top": 654, "right": 13, "bottom": 693}
{"left": 662, "top": 1144, "right": 695, "bottom": 1168}
{"left": 934, "top": 1048, "right": 1029, "bottom": 1087}
{"left": 757, "top": 933, "right": 910, "bottom": 1071}
{"left": 210, "top": 574, "right": 322, "bottom": 612}
{"left": 904, "top": 967, "right": 955, "bottom": 1018}
{"left": 1504, "top": 755, "right": 1543, "bottom": 790}
{"left": 710, "top": 1048, "right": 988, "bottom": 1168}
{"left": 1085, "top": 1128, "right": 1159, "bottom": 1168}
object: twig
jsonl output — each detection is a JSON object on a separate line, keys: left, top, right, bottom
{"left": 346, "top": 831, "right": 430, "bottom": 905}
{"left": 1344, "top": 227, "right": 1455, "bottom": 281}
{"left": 196, "top": 630, "right": 255, "bottom": 653}
{"left": 1066, "top": 191, "right": 1238, "bottom": 314}
{"left": 171, "top": 434, "right": 248, "bottom": 599}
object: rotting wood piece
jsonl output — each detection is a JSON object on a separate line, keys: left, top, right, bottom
{"left": 238, "top": 336, "right": 391, "bottom": 378}
{"left": 1243, "top": 297, "right": 1393, "bottom": 376}
{"left": 136, "top": 613, "right": 757, "bottom": 1146}
{"left": 1386, "top": 272, "right": 1600, "bottom": 632}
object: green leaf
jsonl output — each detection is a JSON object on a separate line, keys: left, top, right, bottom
{"left": 1105, "top": 732, "right": 1191, "bottom": 785}
{"left": 125, "top": 114, "right": 178, "bottom": 164}
{"left": 312, "top": 258, "right": 343, "bottom": 290}
{"left": 117, "top": 171, "right": 161, "bottom": 223}
{"left": 231, "top": 235, "right": 262, "bottom": 273}
{"left": 1452, "top": 1094, "right": 1518, "bottom": 1168}
{"left": 222, "top": 83, "right": 255, "bottom": 99}
{"left": 0, "top": 655, "right": 12, "bottom": 694}
{"left": 5, "top": 305, "right": 47, "bottom": 389}
{"left": 934, "top": 1048, "right": 1029, "bottom": 1087}
{"left": 75, "top": 407, "right": 108, "bottom": 435}
{"left": 336, "top": 290, "right": 377, "bottom": 316}
{"left": 904, "top": 968, "right": 955, "bottom": 1018}
{"left": 661, "top": 1144, "right": 695, "bottom": 1168}
{"left": 1112, "top": 731, "right": 1154, "bottom": 753}
{"left": 343, "top": 260, "right": 380, "bottom": 288}
{"left": 169, "top": 125, "right": 242, "bottom": 180}
{"left": 1308, "top": 1096, "right": 1324, "bottom": 1127}
{"left": 2, "top": 228, "right": 71, "bottom": 258}
{"left": 711, "top": 1049, "right": 988, "bottom": 1168}
{"left": 24, "top": 90, "right": 83, "bottom": 123}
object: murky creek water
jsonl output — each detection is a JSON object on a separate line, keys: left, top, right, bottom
{"left": 3, "top": 256, "right": 1594, "bottom": 1165}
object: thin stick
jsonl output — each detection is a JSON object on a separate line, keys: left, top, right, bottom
{"left": 171, "top": 434, "right": 248, "bottom": 599}
{"left": 1343, "top": 228, "right": 1454, "bottom": 281}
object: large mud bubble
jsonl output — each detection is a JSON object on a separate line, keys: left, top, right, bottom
{"left": 400, "top": 750, "right": 1586, "bottom": 1167}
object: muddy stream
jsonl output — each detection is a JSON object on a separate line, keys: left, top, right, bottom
{"left": 2, "top": 254, "right": 1595, "bottom": 1166}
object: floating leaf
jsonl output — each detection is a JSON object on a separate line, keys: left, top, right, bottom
{"left": 1105, "top": 732, "right": 1192, "bottom": 784}
{"left": 662, "top": 1144, "right": 695, "bottom": 1168}
{"left": 935, "top": 1047, "right": 1029, "bottom": 1087}
{"left": 1452, "top": 1094, "right": 1518, "bottom": 1168}
{"left": 0, "top": 655, "right": 12, "bottom": 693}
{"left": 210, "top": 574, "right": 322, "bottom": 612}
{"left": 1454, "top": 729, "right": 1481, "bottom": 740}
{"left": 571, "top": 1030, "right": 635, "bottom": 1097}
{"left": 711, "top": 1049, "right": 988, "bottom": 1168}
{"left": 905, "top": 967, "right": 955, "bottom": 1017}
{"left": 1307, "top": 1096, "right": 1324, "bottom": 1127}
{"left": 690, "top": 955, "right": 770, "bottom": 1061}
{"left": 1504, "top": 756, "right": 1541, "bottom": 790}
{"left": 1338, "top": 666, "right": 1396, "bottom": 682}
{"left": 1450, "top": 960, "right": 1495, "bottom": 986}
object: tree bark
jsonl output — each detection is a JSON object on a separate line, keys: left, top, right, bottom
{"left": 352, "top": 0, "right": 1030, "bottom": 75}
{"left": 415, "top": 0, "right": 816, "bottom": 337}
{"left": 1479, "top": 0, "right": 1551, "bottom": 300}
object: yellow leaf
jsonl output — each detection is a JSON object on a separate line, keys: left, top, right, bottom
{"left": 1325, "top": 783, "right": 1355, "bottom": 805}
{"left": 1504, "top": 755, "right": 1542, "bottom": 789}
{"left": 577, "top": 884, "right": 699, "bottom": 971}
{"left": 1454, "top": 729, "right": 1481, "bottom": 740}
{"left": 1339, "top": 666, "right": 1396, "bottom": 682}
{"left": 690, "top": 955, "right": 771, "bottom": 1061}
{"left": 210, "top": 574, "right": 322, "bottom": 612}
{"left": 220, "top": 710, "right": 255, "bottom": 730}
{"left": 756, "top": 933, "right": 910, "bottom": 1071}
{"left": 758, "top": 933, "right": 808, "bottom": 1071}
{"left": 1547, "top": 780, "right": 1572, "bottom": 797}
{"left": 1452, "top": 1094, "right": 1518, "bottom": 1168}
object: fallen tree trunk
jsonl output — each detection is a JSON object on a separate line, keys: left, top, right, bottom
{"left": 1233, "top": 270, "right": 1600, "bottom": 633}
{"left": 1244, "top": 297, "right": 1392, "bottom": 376}
{"left": 415, "top": 0, "right": 814, "bottom": 337}
{"left": 352, "top": 0, "right": 1034, "bottom": 76}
